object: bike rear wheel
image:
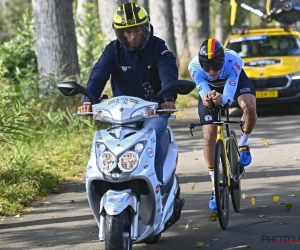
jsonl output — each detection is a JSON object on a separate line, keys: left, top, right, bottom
{"left": 214, "top": 140, "right": 230, "bottom": 230}
{"left": 228, "top": 130, "right": 241, "bottom": 213}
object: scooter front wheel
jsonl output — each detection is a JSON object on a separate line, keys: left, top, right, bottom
{"left": 104, "top": 210, "right": 132, "bottom": 250}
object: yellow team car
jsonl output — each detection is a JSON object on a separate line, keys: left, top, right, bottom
{"left": 224, "top": 27, "right": 300, "bottom": 106}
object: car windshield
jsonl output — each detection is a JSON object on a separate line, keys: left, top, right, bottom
{"left": 226, "top": 35, "right": 300, "bottom": 57}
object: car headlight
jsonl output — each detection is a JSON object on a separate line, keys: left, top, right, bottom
{"left": 98, "top": 152, "right": 117, "bottom": 174}
{"left": 291, "top": 72, "right": 300, "bottom": 80}
{"left": 118, "top": 151, "right": 139, "bottom": 172}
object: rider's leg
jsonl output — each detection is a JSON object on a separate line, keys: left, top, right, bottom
{"left": 237, "top": 93, "right": 257, "bottom": 166}
{"left": 202, "top": 124, "right": 218, "bottom": 211}
{"left": 234, "top": 69, "right": 257, "bottom": 167}
{"left": 198, "top": 99, "right": 219, "bottom": 211}
{"left": 143, "top": 114, "right": 169, "bottom": 186}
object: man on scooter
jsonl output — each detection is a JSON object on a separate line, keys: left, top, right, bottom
{"left": 78, "top": 2, "right": 178, "bottom": 193}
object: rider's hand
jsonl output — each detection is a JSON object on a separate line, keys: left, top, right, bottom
{"left": 160, "top": 101, "right": 176, "bottom": 114}
{"left": 211, "top": 90, "right": 222, "bottom": 106}
{"left": 78, "top": 102, "right": 92, "bottom": 116}
{"left": 202, "top": 92, "right": 214, "bottom": 109}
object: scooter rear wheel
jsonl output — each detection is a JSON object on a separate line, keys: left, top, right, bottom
{"left": 104, "top": 210, "right": 132, "bottom": 250}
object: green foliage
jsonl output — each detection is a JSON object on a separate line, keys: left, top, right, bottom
{"left": 75, "top": 2, "right": 105, "bottom": 83}
{"left": 0, "top": 0, "right": 32, "bottom": 42}
{"left": 0, "top": 9, "right": 37, "bottom": 84}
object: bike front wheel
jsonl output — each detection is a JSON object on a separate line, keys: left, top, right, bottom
{"left": 214, "top": 140, "right": 230, "bottom": 230}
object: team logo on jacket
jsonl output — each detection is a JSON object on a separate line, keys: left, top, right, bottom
{"left": 229, "top": 80, "right": 236, "bottom": 86}
{"left": 120, "top": 66, "right": 131, "bottom": 72}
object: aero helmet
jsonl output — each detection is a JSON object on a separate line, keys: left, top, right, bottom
{"left": 198, "top": 39, "right": 225, "bottom": 68}
{"left": 112, "top": 3, "right": 150, "bottom": 51}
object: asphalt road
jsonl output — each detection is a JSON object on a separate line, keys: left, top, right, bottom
{"left": 1, "top": 104, "right": 300, "bottom": 250}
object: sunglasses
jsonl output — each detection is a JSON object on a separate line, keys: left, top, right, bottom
{"left": 201, "top": 62, "right": 223, "bottom": 72}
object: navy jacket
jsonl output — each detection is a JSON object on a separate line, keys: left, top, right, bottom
{"left": 82, "top": 26, "right": 178, "bottom": 104}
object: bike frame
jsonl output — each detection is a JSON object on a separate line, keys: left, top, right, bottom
{"left": 214, "top": 119, "right": 231, "bottom": 187}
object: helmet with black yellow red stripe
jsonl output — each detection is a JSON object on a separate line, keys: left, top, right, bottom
{"left": 198, "top": 38, "right": 225, "bottom": 65}
{"left": 112, "top": 2, "right": 150, "bottom": 51}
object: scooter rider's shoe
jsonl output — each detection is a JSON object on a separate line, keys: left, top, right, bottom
{"left": 239, "top": 145, "right": 252, "bottom": 167}
{"left": 209, "top": 192, "right": 217, "bottom": 211}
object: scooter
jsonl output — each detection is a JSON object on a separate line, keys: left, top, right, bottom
{"left": 57, "top": 80, "right": 195, "bottom": 250}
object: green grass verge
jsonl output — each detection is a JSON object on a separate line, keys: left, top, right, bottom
{"left": 0, "top": 88, "right": 198, "bottom": 216}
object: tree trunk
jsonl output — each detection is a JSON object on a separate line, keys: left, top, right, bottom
{"left": 76, "top": 0, "right": 94, "bottom": 48}
{"left": 200, "top": 0, "right": 209, "bottom": 39}
{"left": 149, "top": 0, "right": 177, "bottom": 56}
{"left": 98, "top": 0, "right": 127, "bottom": 44}
{"left": 172, "top": 0, "right": 190, "bottom": 77}
{"left": 215, "top": 1, "right": 225, "bottom": 43}
{"left": 184, "top": 0, "right": 201, "bottom": 56}
{"left": 32, "top": 0, "right": 80, "bottom": 80}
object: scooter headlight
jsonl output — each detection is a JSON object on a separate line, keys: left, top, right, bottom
{"left": 98, "top": 152, "right": 117, "bottom": 174}
{"left": 118, "top": 151, "right": 139, "bottom": 172}
{"left": 131, "top": 105, "right": 157, "bottom": 118}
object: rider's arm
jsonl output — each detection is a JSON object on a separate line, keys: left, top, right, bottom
{"left": 222, "top": 52, "right": 243, "bottom": 105}
{"left": 156, "top": 40, "right": 179, "bottom": 101}
{"left": 81, "top": 44, "right": 115, "bottom": 104}
{"left": 188, "top": 55, "right": 211, "bottom": 98}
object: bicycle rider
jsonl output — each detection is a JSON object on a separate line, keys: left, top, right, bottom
{"left": 188, "top": 38, "right": 257, "bottom": 211}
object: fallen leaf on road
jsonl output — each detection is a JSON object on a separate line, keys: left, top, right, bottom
{"left": 196, "top": 242, "right": 204, "bottom": 248}
{"left": 210, "top": 212, "right": 217, "bottom": 221}
{"left": 288, "top": 194, "right": 296, "bottom": 197}
{"left": 14, "top": 214, "right": 21, "bottom": 218}
{"left": 251, "top": 197, "right": 256, "bottom": 205}
{"left": 194, "top": 158, "right": 198, "bottom": 160}
{"left": 259, "top": 215, "right": 265, "bottom": 218}
{"left": 70, "top": 200, "right": 75, "bottom": 203}
{"left": 285, "top": 203, "right": 292, "bottom": 210}
{"left": 24, "top": 207, "right": 34, "bottom": 213}
{"left": 242, "top": 193, "right": 247, "bottom": 199}
{"left": 294, "top": 156, "right": 299, "bottom": 161}
{"left": 262, "top": 140, "right": 269, "bottom": 146}
{"left": 259, "top": 206, "right": 267, "bottom": 208}
{"left": 190, "top": 183, "right": 195, "bottom": 190}
{"left": 193, "top": 227, "right": 199, "bottom": 230}
{"left": 273, "top": 195, "right": 280, "bottom": 202}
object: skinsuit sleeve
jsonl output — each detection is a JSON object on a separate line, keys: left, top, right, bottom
{"left": 188, "top": 55, "right": 211, "bottom": 98}
{"left": 222, "top": 51, "right": 244, "bottom": 104}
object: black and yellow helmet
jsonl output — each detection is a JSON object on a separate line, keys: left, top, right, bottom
{"left": 112, "top": 2, "right": 150, "bottom": 50}
{"left": 198, "top": 38, "right": 225, "bottom": 65}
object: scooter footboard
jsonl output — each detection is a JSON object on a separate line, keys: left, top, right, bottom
{"left": 100, "top": 189, "right": 138, "bottom": 215}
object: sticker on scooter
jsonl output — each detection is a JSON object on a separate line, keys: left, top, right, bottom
{"left": 108, "top": 198, "right": 123, "bottom": 202}
{"left": 155, "top": 184, "right": 160, "bottom": 194}
{"left": 146, "top": 148, "right": 154, "bottom": 157}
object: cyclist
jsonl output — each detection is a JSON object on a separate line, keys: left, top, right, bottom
{"left": 78, "top": 2, "right": 178, "bottom": 190}
{"left": 188, "top": 38, "right": 257, "bottom": 211}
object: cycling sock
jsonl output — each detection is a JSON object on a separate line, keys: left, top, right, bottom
{"left": 239, "top": 131, "right": 250, "bottom": 146}
{"left": 208, "top": 167, "right": 215, "bottom": 191}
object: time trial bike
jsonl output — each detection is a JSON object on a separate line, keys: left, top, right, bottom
{"left": 189, "top": 107, "right": 244, "bottom": 230}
